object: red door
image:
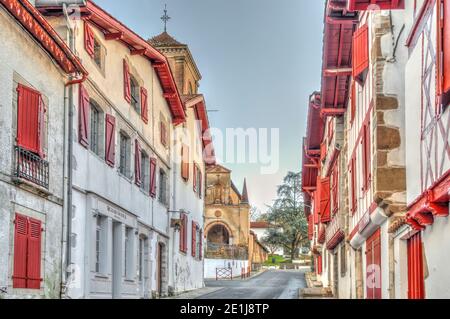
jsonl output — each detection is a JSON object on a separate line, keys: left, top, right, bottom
{"left": 408, "top": 232, "right": 425, "bottom": 299}
{"left": 366, "top": 229, "right": 381, "bottom": 299}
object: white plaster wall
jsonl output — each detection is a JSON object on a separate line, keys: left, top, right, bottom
{"left": 204, "top": 259, "right": 249, "bottom": 279}
{"left": 393, "top": 227, "right": 409, "bottom": 299}
{"left": 423, "top": 210, "right": 450, "bottom": 299}
{"left": 0, "top": 9, "right": 67, "bottom": 298}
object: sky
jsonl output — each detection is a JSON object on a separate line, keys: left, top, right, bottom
{"left": 95, "top": 0, "right": 325, "bottom": 214}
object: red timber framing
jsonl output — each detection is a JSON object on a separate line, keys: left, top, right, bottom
{"left": 320, "top": 1, "right": 358, "bottom": 119}
{"left": 38, "top": 0, "right": 185, "bottom": 124}
{"left": 406, "top": 0, "right": 450, "bottom": 230}
{"left": 366, "top": 228, "right": 381, "bottom": 299}
{"left": 348, "top": 0, "right": 405, "bottom": 11}
{"left": 407, "top": 232, "right": 425, "bottom": 299}
{"left": 0, "top": 0, "right": 86, "bottom": 76}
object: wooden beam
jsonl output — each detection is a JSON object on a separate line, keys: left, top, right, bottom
{"left": 131, "top": 49, "right": 147, "bottom": 56}
{"left": 324, "top": 68, "right": 352, "bottom": 77}
{"left": 164, "top": 92, "right": 177, "bottom": 99}
{"left": 321, "top": 108, "right": 346, "bottom": 117}
{"left": 104, "top": 32, "right": 123, "bottom": 41}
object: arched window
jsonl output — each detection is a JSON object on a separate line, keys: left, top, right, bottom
{"left": 207, "top": 224, "right": 230, "bottom": 245}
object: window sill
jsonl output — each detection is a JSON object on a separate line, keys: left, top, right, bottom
{"left": 94, "top": 273, "right": 109, "bottom": 280}
{"left": 118, "top": 172, "right": 132, "bottom": 183}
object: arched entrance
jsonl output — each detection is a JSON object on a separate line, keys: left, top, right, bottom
{"left": 207, "top": 224, "right": 231, "bottom": 245}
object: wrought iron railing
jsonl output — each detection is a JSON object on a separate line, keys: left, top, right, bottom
{"left": 14, "top": 146, "right": 49, "bottom": 189}
{"left": 205, "top": 243, "right": 249, "bottom": 260}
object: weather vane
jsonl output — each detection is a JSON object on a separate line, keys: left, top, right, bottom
{"left": 161, "top": 4, "right": 171, "bottom": 32}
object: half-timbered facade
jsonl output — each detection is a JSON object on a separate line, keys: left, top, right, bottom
{"left": 304, "top": 0, "right": 450, "bottom": 299}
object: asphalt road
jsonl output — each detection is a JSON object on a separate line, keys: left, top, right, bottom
{"left": 197, "top": 269, "right": 307, "bottom": 299}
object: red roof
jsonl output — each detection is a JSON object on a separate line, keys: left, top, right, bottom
{"left": 1, "top": 0, "right": 87, "bottom": 76}
{"left": 38, "top": 0, "right": 185, "bottom": 124}
{"left": 250, "top": 222, "right": 271, "bottom": 229}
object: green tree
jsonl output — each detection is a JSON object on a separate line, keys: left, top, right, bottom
{"left": 261, "top": 228, "right": 285, "bottom": 255}
{"left": 266, "top": 172, "right": 308, "bottom": 261}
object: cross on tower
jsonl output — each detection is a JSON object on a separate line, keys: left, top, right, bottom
{"left": 161, "top": 4, "right": 171, "bottom": 32}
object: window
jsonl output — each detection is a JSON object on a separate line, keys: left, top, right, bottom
{"left": 352, "top": 24, "right": 369, "bottom": 82}
{"left": 140, "top": 151, "right": 150, "bottom": 193}
{"left": 181, "top": 144, "right": 189, "bottom": 181}
{"left": 179, "top": 213, "right": 188, "bottom": 253}
{"left": 350, "top": 156, "right": 357, "bottom": 215}
{"left": 119, "top": 132, "right": 131, "bottom": 178}
{"left": 95, "top": 215, "right": 104, "bottom": 273}
{"left": 13, "top": 214, "right": 42, "bottom": 289}
{"left": 340, "top": 244, "right": 347, "bottom": 277}
{"left": 16, "top": 84, "right": 46, "bottom": 157}
{"left": 158, "top": 169, "right": 168, "bottom": 206}
{"left": 93, "top": 37, "right": 105, "bottom": 72}
{"left": 193, "top": 164, "right": 202, "bottom": 197}
{"left": 138, "top": 237, "right": 145, "bottom": 282}
{"left": 160, "top": 120, "right": 168, "bottom": 147}
{"left": 89, "top": 101, "right": 103, "bottom": 157}
{"left": 150, "top": 157, "right": 157, "bottom": 198}
{"left": 130, "top": 76, "right": 140, "bottom": 114}
{"left": 105, "top": 114, "right": 116, "bottom": 167}
{"left": 362, "top": 122, "right": 371, "bottom": 192}
{"left": 124, "top": 227, "right": 135, "bottom": 280}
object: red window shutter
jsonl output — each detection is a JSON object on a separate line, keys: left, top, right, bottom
{"left": 13, "top": 214, "right": 28, "bottom": 289}
{"left": 135, "top": 140, "right": 142, "bottom": 186}
{"left": 140, "top": 87, "right": 149, "bottom": 124}
{"left": 408, "top": 232, "right": 425, "bottom": 299}
{"left": 350, "top": 156, "right": 357, "bottom": 214}
{"left": 84, "top": 22, "right": 95, "bottom": 58}
{"left": 348, "top": 0, "right": 405, "bottom": 11}
{"left": 150, "top": 157, "right": 157, "bottom": 197}
{"left": 17, "top": 84, "right": 41, "bottom": 154}
{"left": 442, "top": 0, "right": 450, "bottom": 94}
{"left": 317, "top": 255, "right": 323, "bottom": 275}
{"left": 78, "top": 84, "right": 90, "bottom": 148}
{"left": 353, "top": 24, "right": 369, "bottom": 79}
{"left": 193, "top": 164, "right": 197, "bottom": 193}
{"left": 181, "top": 144, "right": 189, "bottom": 181}
{"left": 123, "top": 60, "right": 131, "bottom": 103}
{"left": 308, "top": 215, "right": 314, "bottom": 240}
{"left": 362, "top": 122, "right": 371, "bottom": 191}
{"left": 105, "top": 114, "right": 116, "bottom": 167}
{"left": 320, "top": 178, "right": 331, "bottom": 223}
{"left": 351, "top": 81, "right": 356, "bottom": 124}
{"left": 313, "top": 185, "right": 321, "bottom": 225}
{"left": 199, "top": 230, "right": 203, "bottom": 260}
{"left": 27, "top": 218, "right": 42, "bottom": 289}
{"left": 192, "top": 221, "right": 197, "bottom": 258}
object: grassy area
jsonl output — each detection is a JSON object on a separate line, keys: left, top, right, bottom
{"left": 263, "top": 255, "right": 292, "bottom": 266}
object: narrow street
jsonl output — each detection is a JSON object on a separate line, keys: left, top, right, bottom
{"left": 197, "top": 269, "right": 307, "bottom": 299}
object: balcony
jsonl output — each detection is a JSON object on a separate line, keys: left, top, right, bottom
{"left": 205, "top": 243, "right": 249, "bottom": 260}
{"left": 14, "top": 146, "right": 49, "bottom": 189}
{"left": 325, "top": 213, "right": 345, "bottom": 250}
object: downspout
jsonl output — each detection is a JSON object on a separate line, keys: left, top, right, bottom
{"left": 170, "top": 126, "right": 178, "bottom": 296}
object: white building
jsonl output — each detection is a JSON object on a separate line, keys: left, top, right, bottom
{"left": 38, "top": 0, "right": 187, "bottom": 298}
{"left": 0, "top": 0, "right": 86, "bottom": 299}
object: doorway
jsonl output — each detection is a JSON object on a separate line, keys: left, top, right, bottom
{"left": 156, "top": 242, "right": 164, "bottom": 296}
{"left": 112, "top": 222, "right": 122, "bottom": 299}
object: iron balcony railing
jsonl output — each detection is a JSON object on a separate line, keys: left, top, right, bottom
{"left": 14, "top": 146, "right": 49, "bottom": 189}
{"left": 205, "top": 243, "right": 249, "bottom": 260}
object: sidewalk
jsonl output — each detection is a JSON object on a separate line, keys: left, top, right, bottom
{"left": 299, "top": 271, "right": 335, "bottom": 299}
{"left": 163, "top": 286, "right": 224, "bottom": 299}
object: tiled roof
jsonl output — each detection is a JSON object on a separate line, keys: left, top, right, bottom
{"left": 250, "top": 222, "right": 271, "bottom": 229}
{"left": 148, "top": 31, "right": 186, "bottom": 47}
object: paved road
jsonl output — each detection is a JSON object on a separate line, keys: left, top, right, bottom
{"left": 197, "top": 269, "right": 307, "bottom": 299}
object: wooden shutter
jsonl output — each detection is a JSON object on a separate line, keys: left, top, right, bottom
{"left": 350, "top": 156, "right": 357, "bottom": 215}
{"left": 366, "top": 229, "right": 381, "bottom": 299}
{"left": 317, "top": 255, "right": 323, "bottom": 275}
{"left": 150, "top": 157, "right": 157, "bottom": 197}
{"left": 442, "top": 0, "right": 450, "bottom": 94}
{"left": 105, "top": 114, "right": 116, "bottom": 167}
{"left": 408, "top": 232, "right": 425, "bottom": 299}
{"left": 135, "top": 140, "right": 142, "bottom": 186}
{"left": 362, "top": 122, "right": 371, "bottom": 191}
{"left": 320, "top": 178, "right": 331, "bottom": 223}
{"left": 13, "top": 214, "right": 28, "bottom": 288}
{"left": 308, "top": 215, "right": 314, "bottom": 240}
{"left": 140, "top": 87, "right": 148, "bottom": 124}
{"left": 193, "top": 164, "right": 197, "bottom": 193}
{"left": 353, "top": 24, "right": 369, "bottom": 79}
{"left": 17, "top": 84, "right": 41, "bottom": 154}
{"left": 123, "top": 60, "right": 131, "bottom": 103}
{"left": 78, "top": 84, "right": 90, "bottom": 148}
{"left": 27, "top": 218, "right": 42, "bottom": 289}
{"left": 313, "top": 185, "right": 321, "bottom": 225}
{"left": 199, "top": 230, "right": 203, "bottom": 260}
{"left": 351, "top": 80, "right": 356, "bottom": 124}
{"left": 192, "top": 221, "right": 197, "bottom": 258}
{"left": 181, "top": 144, "right": 189, "bottom": 181}
{"left": 84, "top": 22, "right": 95, "bottom": 58}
